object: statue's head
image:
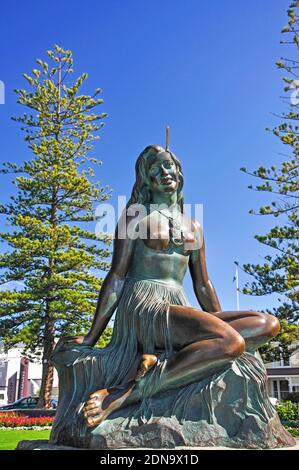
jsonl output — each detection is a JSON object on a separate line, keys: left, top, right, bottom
{"left": 128, "top": 145, "right": 184, "bottom": 210}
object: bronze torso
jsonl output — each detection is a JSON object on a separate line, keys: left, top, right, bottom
{"left": 127, "top": 237, "right": 189, "bottom": 287}
{"left": 127, "top": 210, "right": 197, "bottom": 287}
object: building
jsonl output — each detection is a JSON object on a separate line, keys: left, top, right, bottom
{"left": 0, "top": 342, "right": 58, "bottom": 405}
{"left": 266, "top": 348, "right": 299, "bottom": 400}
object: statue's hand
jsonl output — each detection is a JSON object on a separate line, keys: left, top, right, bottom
{"left": 61, "top": 333, "right": 98, "bottom": 347}
{"left": 61, "top": 335, "right": 86, "bottom": 345}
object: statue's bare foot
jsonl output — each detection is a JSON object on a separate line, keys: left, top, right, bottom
{"left": 83, "top": 385, "right": 134, "bottom": 427}
{"left": 135, "top": 354, "right": 158, "bottom": 382}
{"left": 83, "top": 355, "right": 157, "bottom": 427}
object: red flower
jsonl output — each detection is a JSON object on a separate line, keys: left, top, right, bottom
{"left": 0, "top": 413, "right": 54, "bottom": 427}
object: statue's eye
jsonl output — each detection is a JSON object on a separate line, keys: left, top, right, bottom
{"left": 149, "top": 166, "right": 159, "bottom": 175}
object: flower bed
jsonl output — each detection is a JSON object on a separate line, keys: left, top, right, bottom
{"left": 0, "top": 412, "right": 54, "bottom": 428}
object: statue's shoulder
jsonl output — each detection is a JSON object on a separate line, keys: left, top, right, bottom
{"left": 183, "top": 216, "right": 202, "bottom": 251}
{"left": 183, "top": 214, "right": 201, "bottom": 234}
{"left": 190, "top": 217, "right": 201, "bottom": 230}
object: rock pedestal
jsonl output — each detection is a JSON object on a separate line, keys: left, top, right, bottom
{"left": 49, "top": 341, "right": 295, "bottom": 449}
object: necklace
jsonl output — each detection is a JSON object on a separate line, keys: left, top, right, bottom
{"left": 157, "top": 209, "right": 185, "bottom": 246}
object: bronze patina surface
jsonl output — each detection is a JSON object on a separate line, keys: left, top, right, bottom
{"left": 50, "top": 144, "right": 295, "bottom": 449}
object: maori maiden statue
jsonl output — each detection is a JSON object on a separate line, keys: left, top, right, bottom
{"left": 50, "top": 138, "right": 295, "bottom": 449}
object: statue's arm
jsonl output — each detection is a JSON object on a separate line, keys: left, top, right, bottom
{"left": 83, "top": 214, "right": 137, "bottom": 346}
{"left": 189, "top": 223, "right": 221, "bottom": 313}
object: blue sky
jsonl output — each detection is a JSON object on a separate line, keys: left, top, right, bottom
{"left": 0, "top": 0, "right": 292, "bottom": 312}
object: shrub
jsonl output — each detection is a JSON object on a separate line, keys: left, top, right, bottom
{"left": 285, "top": 427, "right": 299, "bottom": 438}
{"left": 283, "top": 392, "right": 299, "bottom": 403}
{"left": 277, "top": 401, "right": 299, "bottom": 421}
{"left": 281, "top": 419, "right": 299, "bottom": 427}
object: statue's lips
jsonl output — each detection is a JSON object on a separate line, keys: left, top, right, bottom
{"left": 161, "top": 178, "right": 174, "bottom": 185}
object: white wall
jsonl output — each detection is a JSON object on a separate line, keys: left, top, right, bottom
{"left": 0, "top": 343, "right": 59, "bottom": 405}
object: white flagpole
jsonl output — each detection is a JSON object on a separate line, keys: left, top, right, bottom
{"left": 235, "top": 267, "right": 240, "bottom": 311}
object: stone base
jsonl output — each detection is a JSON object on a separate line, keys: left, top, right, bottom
{"left": 16, "top": 439, "right": 299, "bottom": 451}
{"left": 54, "top": 414, "right": 295, "bottom": 450}
{"left": 50, "top": 343, "right": 296, "bottom": 450}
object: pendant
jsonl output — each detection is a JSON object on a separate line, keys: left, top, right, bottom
{"left": 158, "top": 210, "right": 185, "bottom": 246}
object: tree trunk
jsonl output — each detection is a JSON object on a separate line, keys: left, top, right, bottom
{"left": 37, "top": 325, "right": 55, "bottom": 409}
{"left": 38, "top": 60, "right": 61, "bottom": 410}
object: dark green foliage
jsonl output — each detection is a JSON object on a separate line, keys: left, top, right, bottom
{"left": 239, "top": 2, "right": 299, "bottom": 322}
{"left": 97, "top": 326, "right": 113, "bottom": 349}
{"left": 284, "top": 426, "right": 299, "bottom": 437}
{"left": 283, "top": 392, "right": 299, "bottom": 403}
{"left": 277, "top": 400, "right": 299, "bottom": 421}
{"left": 0, "top": 45, "right": 111, "bottom": 405}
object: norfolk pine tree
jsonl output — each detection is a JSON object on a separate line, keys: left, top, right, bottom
{"left": 239, "top": 3, "right": 299, "bottom": 337}
{"left": 0, "top": 45, "right": 111, "bottom": 407}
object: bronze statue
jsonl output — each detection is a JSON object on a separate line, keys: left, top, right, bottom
{"left": 63, "top": 144, "right": 280, "bottom": 428}
{"left": 50, "top": 140, "right": 295, "bottom": 448}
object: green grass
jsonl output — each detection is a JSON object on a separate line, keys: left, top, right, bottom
{"left": 0, "top": 429, "right": 51, "bottom": 450}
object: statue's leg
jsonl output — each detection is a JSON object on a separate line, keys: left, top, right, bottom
{"left": 153, "top": 305, "right": 246, "bottom": 392}
{"left": 210, "top": 310, "right": 280, "bottom": 352}
{"left": 83, "top": 305, "right": 246, "bottom": 425}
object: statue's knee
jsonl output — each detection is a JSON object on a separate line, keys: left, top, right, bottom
{"left": 252, "top": 311, "right": 280, "bottom": 338}
{"left": 264, "top": 314, "right": 280, "bottom": 338}
{"left": 223, "top": 331, "right": 245, "bottom": 359}
{"left": 247, "top": 311, "right": 280, "bottom": 339}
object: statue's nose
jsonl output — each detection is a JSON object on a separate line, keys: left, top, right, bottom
{"left": 161, "top": 165, "right": 169, "bottom": 175}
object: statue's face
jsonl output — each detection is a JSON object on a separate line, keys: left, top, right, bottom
{"left": 148, "top": 152, "right": 179, "bottom": 194}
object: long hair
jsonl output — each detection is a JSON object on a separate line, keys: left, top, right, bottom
{"left": 127, "top": 144, "right": 184, "bottom": 212}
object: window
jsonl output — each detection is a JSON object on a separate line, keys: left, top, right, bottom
{"left": 280, "top": 380, "right": 289, "bottom": 400}
{"left": 273, "top": 380, "right": 278, "bottom": 398}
